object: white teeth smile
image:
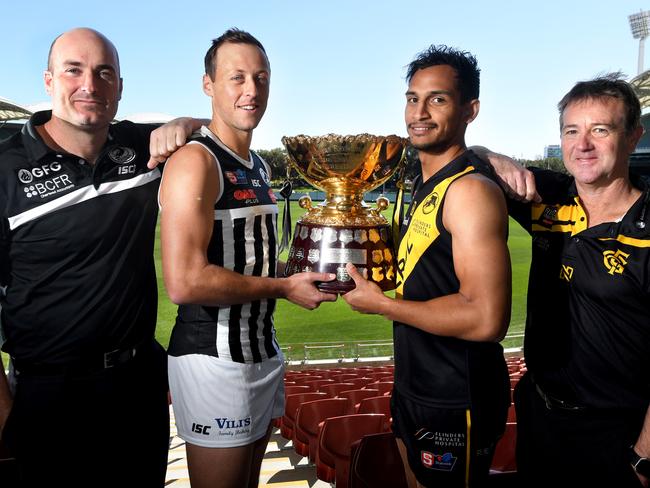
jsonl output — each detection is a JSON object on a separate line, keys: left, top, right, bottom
{"left": 240, "top": 105, "right": 256, "bottom": 110}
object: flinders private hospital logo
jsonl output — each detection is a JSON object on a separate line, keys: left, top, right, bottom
{"left": 17, "top": 162, "right": 75, "bottom": 199}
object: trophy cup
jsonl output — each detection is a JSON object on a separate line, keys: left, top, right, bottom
{"left": 281, "top": 134, "right": 408, "bottom": 293}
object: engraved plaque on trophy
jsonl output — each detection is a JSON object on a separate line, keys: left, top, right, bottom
{"left": 281, "top": 134, "right": 407, "bottom": 293}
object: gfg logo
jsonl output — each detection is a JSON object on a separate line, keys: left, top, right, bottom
{"left": 17, "top": 162, "right": 62, "bottom": 184}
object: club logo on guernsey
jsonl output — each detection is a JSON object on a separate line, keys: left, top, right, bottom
{"left": 259, "top": 166, "right": 270, "bottom": 185}
{"left": 603, "top": 249, "right": 630, "bottom": 275}
{"left": 108, "top": 146, "right": 136, "bottom": 164}
{"left": 422, "top": 192, "right": 439, "bottom": 214}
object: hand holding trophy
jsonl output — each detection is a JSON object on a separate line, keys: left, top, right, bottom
{"left": 281, "top": 134, "right": 408, "bottom": 293}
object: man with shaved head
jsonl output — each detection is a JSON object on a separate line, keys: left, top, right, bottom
{"left": 0, "top": 28, "right": 198, "bottom": 486}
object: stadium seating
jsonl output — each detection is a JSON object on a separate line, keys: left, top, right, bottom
{"left": 301, "top": 378, "right": 335, "bottom": 390}
{"left": 332, "top": 373, "right": 361, "bottom": 383}
{"left": 280, "top": 392, "right": 328, "bottom": 440}
{"left": 284, "top": 385, "right": 313, "bottom": 396}
{"left": 357, "top": 395, "right": 392, "bottom": 430}
{"left": 349, "top": 432, "right": 408, "bottom": 488}
{"left": 319, "top": 382, "right": 356, "bottom": 397}
{"left": 364, "top": 371, "right": 393, "bottom": 381}
{"left": 338, "top": 389, "right": 380, "bottom": 411}
{"left": 365, "top": 380, "right": 393, "bottom": 396}
{"left": 316, "top": 413, "right": 388, "bottom": 488}
{"left": 490, "top": 422, "right": 517, "bottom": 473}
{"left": 292, "top": 397, "right": 352, "bottom": 460}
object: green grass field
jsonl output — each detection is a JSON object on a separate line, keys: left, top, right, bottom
{"left": 1, "top": 200, "right": 530, "bottom": 367}
{"left": 153, "top": 200, "right": 531, "bottom": 357}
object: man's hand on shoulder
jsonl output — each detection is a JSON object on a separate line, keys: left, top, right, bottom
{"left": 148, "top": 117, "right": 209, "bottom": 169}
{"left": 471, "top": 145, "right": 541, "bottom": 203}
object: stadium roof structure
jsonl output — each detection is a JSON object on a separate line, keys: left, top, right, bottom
{"left": 0, "top": 97, "right": 32, "bottom": 121}
{"left": 630, "top": 70, "right": 650, "bottom": 109}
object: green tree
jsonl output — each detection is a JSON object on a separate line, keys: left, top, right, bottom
{"left": 255, "top": 148, "right": 289, "bottom": 183}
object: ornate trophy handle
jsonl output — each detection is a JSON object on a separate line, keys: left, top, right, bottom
{"left": 298, "top": 195, "right": 313, "bottom": 210}
{"left": 376, "top": 196, "right": 390, "bottom": 212}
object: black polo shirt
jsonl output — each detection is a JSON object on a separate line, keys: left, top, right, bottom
{"left": 0, "top": 111, "right": 160, "bottom": 366}
{"left": 510, "top": 169, "right": 650, "bottom": 410}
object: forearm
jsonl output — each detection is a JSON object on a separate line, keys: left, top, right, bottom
{"left": 382, "top": 292, "right": 509, "bottom": 342}
{"left": 166, "top": 262, "right": 287, "bottom": 306}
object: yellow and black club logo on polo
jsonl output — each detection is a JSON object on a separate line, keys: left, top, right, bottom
{"left": 603, "top": 249, "right": 630, "bottom": 275}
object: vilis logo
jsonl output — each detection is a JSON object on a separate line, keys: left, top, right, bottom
{"left": 603, "top": 249, "right": 629, "bottom": 275}
{"left": 108, "top": 146, "right": 136, "bottom": 164}
{"left": 421, "top": 451, "right": 457, "bottom": 472}
{"left": 215, "top": 417, "right": 251, "bottom": 430}
{"left": 422, "top": 192, "right": 439, "bottom": 215}
{"left": 559, "top": 264, "right": 574, "bottom": 282}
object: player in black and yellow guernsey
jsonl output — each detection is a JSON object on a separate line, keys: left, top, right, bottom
{"left": 342, "top": 45, "right": 512, "bottom": 487}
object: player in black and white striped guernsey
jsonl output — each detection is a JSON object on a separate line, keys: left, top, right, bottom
{"left": 167, "top": 126, "right": 281, "bottom": 364}
{"left": 159, "top": 29, "right": 336, "bottom": 488}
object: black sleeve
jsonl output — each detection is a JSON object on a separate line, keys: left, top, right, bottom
{"left": 528, "top": 167, "right": 573, "bottom": 201}
{"left": 508, "top": 168, "right": 574, "bottom": 233}
{"left": 0, "top": 218, "right": 9, "bottom": 289}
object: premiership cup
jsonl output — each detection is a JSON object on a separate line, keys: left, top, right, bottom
{"left": 281, "top": 134, "right": 408, "bottom": 293}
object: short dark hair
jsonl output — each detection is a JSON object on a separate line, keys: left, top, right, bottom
{"left": 558, "top": 72, "right": 641, "bottom": 134}
{"left": 204, "top": 28, "right": 267, "bottom": 81}
{"left": 406, "top": 45, "right": 480, "bottom": 103}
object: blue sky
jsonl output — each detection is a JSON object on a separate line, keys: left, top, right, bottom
{"left": 2, "top": 0, "right": 648, "bottom": 159}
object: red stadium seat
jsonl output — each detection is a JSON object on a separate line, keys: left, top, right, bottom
{"left": 302, "top": 378, "right": 336, "bottom": 390}
{"left": 338, "top": 389, "right": 380, "bottom": 412}
{"left": 357, "top": 395, "right": 392, "bottom": 430}
{"left": 490, "top": 422, "right": 517, "bottom": 473}
{"left": 316, "top": 413, "right": 388, "bottom": 488}
{"left": 339, "top": 378, "right": 375, "bottom": 390}
{"left": 364, "top": 371, "right": 393, "bottom": 382}
{"left": 332, "top": 373, "right": 362, "bottom": 383}
{"left": 320, "top": 382, "right": 356, "bottom": 397}
{"left": 284, "top": 385, "right": 313, "bottom": 396}
{"left": 349, "top": 432, "right": 408, "bottom": 488}
{"left": 365, "top": 381, "right": 393, "bottom": 396}
{"left": 507, "top": 404, "right": 516, "bottom": 422}
{"left": 280, "top": 392, "right": 327, "bottom": 440}
{"left": 292, "top": 397, "right": 352, "bottom": 460}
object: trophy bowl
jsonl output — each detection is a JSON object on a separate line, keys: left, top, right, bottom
{"left": 281, "top": 133, "right": 408, "bottom": 293}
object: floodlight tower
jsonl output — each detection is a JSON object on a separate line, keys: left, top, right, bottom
{"left": 629, "top": 10, "right": 650, "bottom": 75}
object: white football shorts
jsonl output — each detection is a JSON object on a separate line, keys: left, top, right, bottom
{"left": 168, "top": 353, "right": 285, "bottom": 447}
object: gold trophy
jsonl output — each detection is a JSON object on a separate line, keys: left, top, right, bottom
{"left": 281, "top": 134, "right": 408, "bottom": 293}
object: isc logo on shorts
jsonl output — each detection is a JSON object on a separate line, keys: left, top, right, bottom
{"left": 421, "top": 450, "right": 457, "bottom": 471}
{"left": 191, "top": 423, "right": 211, "bottom": 435}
